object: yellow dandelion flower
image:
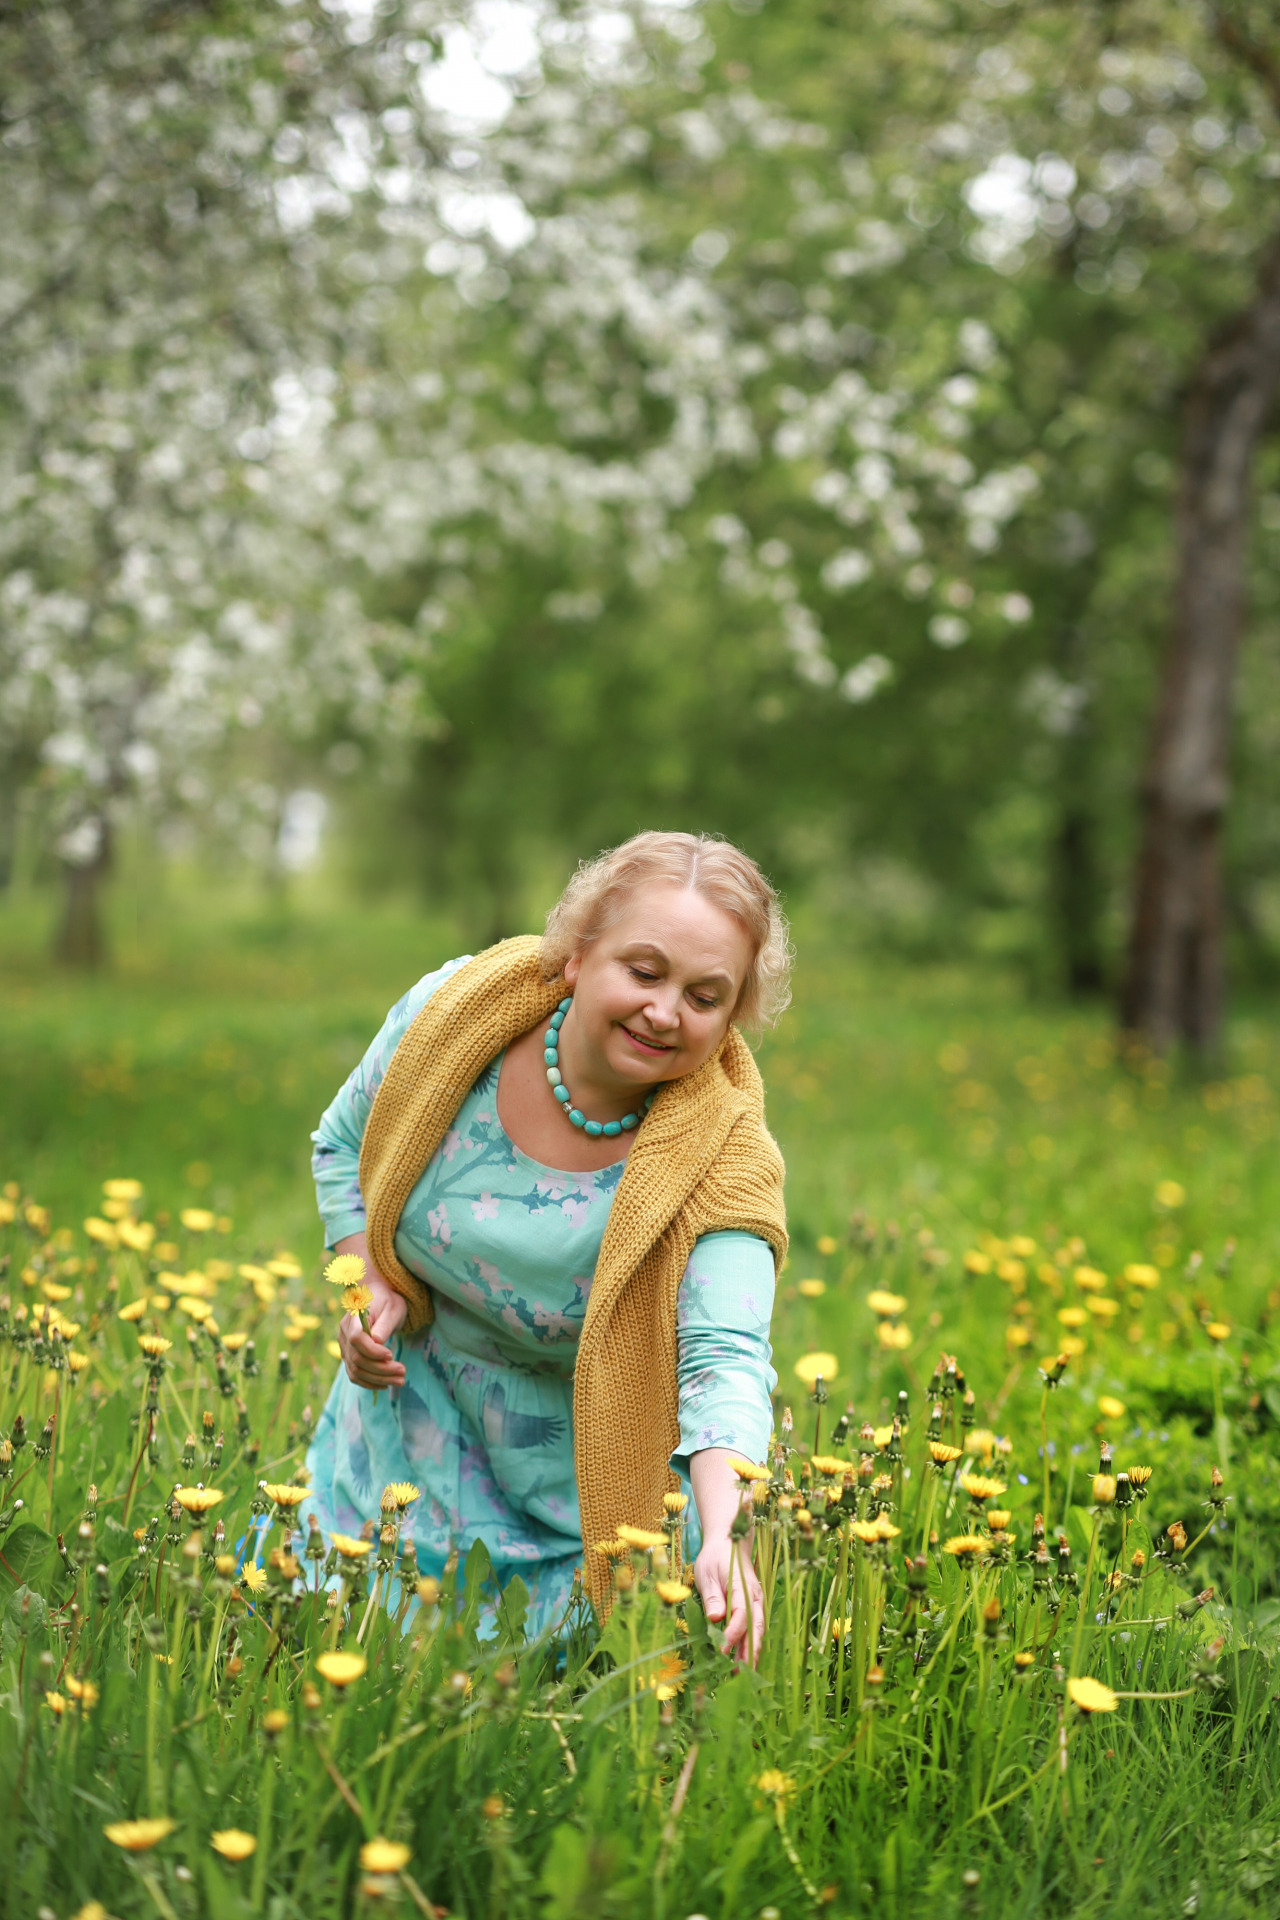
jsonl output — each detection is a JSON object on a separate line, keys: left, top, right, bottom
{"left": 41, "top": 1280, "right": 72, "bottom": 1302}
{"left": 655, "top": 1580, "right": 692, "bottom": 1605}
{"left": 964, "top": 1250, "right": 992, "bottom": 1275}
{"left": 943, "top": 1535, "right": 987, "bottom": 1557}
{"left": 966, "top": 1430, "right": 998, "bottom": 1457}
{"left": 71, "top": 1905, "right": 109, "bottom": 1920}
{"left": 104, "top": 1817, "right": 177, "bottom": 1852}
{"left": 286, "top": 1310, "right": 322, "bottom": 1332}
{"left": 221, "top": 1331, "right": 249, "bottom": 1352}
{"left": 262, "top": 1484, "right": 309, "bottom": 1508}
{"left": 330, "top": 1533, "right": 374, "bottom": 1560}
{"left": 754, "top": 1769, "right": 794, "bottom": 1799}
{"left": 1092, "top": 1475, "right": 1117, "bottom": 1506}
{"left": 960, "top": 1473, "right": 1006, "bottom": 1503}
{"left": 616, "top": 1524, "right": 666, "bottom": 1550}
{"left": 117, "top": 1219, "right": 155, "bottom": 1253}
{"left": 177, "top": 1296, "right": 212, "bottom": 1321}
{"left": 117, "top": 1298, "right": 149, "bottom": 1323}
{"left": 1086, "top": 1297, "right": 1120, "bottom": 1319}
{"left": 1097, "top": 1395, "right": 1127, "bottom": 1420}
{"left": 137, "top": 1335, "right": 172, "bottom": 1359}
{"left": 316, "top": 1650, "right": 367, "bottom": 1688}
{"left": 1067, "top": 1675, "right": 1118, "bottom": 1713}
{"left": 872, "top": 1425, "right": 895, "bottom": 1449}
{"left": 873, "top": 1515, "right": 901, "bottom": 1541}
{"left": 174, "top": 1486, "right": 224, "bottom": 1515}
{"left": 416, "top": 1576, "right": 441, "bottom": 1605}
{"left": 1124, "top": 1264, "right": 1159, "bottom": 1289}
{"left": 326, "top": 1339, "right": 342, "bottom": 1359}
{"left": 104, "top": 1178, "right": 143, "bottom": 1201}
{"left": 1059, "top": 1334, "right": 1087, "bottom": 1357}
{"left": 341, "top": 1286, "right": 373, "bottom": 1315}
{"left": 1128, "top": 1465, "right": 1153, "bottom": 1488}
{"left": 646, "top": 1651, "right": 688, "bottom": 1700}
{"left": 663, "top": 1492, "right": 689, "bottom": 1515}
{"left": 210, "top": 1829, "right": 257, "bottom": 1861}
{"left": 1006, "top": 1324, "right": 1032, "bottom": 1347}
{"left": 66, "top": 1351, "right": 90, "bottom": 1373}
{"left": 797, "top": 1278, "right": 826, "bottom": 1298}
{"left": 794, "top": 1351, "right": 838, "bottom": 1389}
{"left": 63, "top": 1676, "right": 99, "bottom": 1708}
{"left": 877, "top": 1322, "right": 912, "bottom": 1350}
{"left": 360, "top": 1838, "right": 411, "bottom": 1874}
{"left": 996, "top": 1258, "right": 1026, "bottom": 1284}
{"left": 850, "top": 1521, "right": 882, "bottom": 1544}
{"left": 84, "top": 1218, "right": 119, "bottom": 1248}
{"left": 1057, "top": 1306, "right": 1087, "bottom": 1328}
{"left": 866, "top": 1289, "right": 907, "bottom": 1316}
{"left": 929, "top": 1441, "right": 962, "bottom": 1465}
{"left": 180, "top": 1209, "right": 215, "bottom": 1233}
{"left": 238, "top": 1263, "right": 272, "bottom": 1284}
{"left": 261, "top": 1708, "right": 288, "bottom": 1735}
{"left": 816, "top": 1234, "right": 839, "bottom": 1256}
{"left": 46, "top": 1691, "right": 67, "bottom": 1715}
{"left": 240, "top": 1564, "right": 268, "bottom": 1593}
{"left": 381, "top": 1482, "right": 421, "bottom": 1512}
{"left": 1074, "top": 1265, "right": 1107, "bottom": 1292}
{"left": 726, "top": 1457, "right": 769, "bottom": 1484}
{"left": 1154, "top": 1181, "right": 1185, "bottom": 1210}
{"left": 810, "top": 1455, "right": 845, "bottom": 1477}
{"left": 1206, "top": 1321, "right": 1231, "bottom": 1342}
{"left": 267, "top": 1254, "right": 302, "bottom": 1278}
{"left": 595, "top": 1539, "right": 630, "bottom": 1560}
{"left": 986, "top": 1510, "right": 1012, "bottom": 1531}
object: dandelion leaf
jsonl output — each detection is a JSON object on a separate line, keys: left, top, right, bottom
{"left": 496, "top": 1571, "right": 529, "bottom": 1647}
{"left": 0, "top": 1525, "right": 53, "bottom": 1592}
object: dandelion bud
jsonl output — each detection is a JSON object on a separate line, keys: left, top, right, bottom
{"left": 896, "top": 1389, "right": 910, "bottom": 1429}
{"left": 960, "top": 1387, "right": 975, "bottom": 1430}
{"left": 1114, "top": 1472, "right": 1133, "bottom": 1510}
{"left": 0, "top": 1440, "right": 11, "bottom": 1476}
{"left": 1092, "top": 1474, "right": 1117, "bottom": 1507}
{"left": 1177, "top": 1587, "right": 1214, "bottom": 1619}
{"left": 1167, "top": 1520, "right": 1187, "bottom": 1553}
{"left": 202, "top": 1410, "right": 215, "bottom": 1439}
{"left": 11, "top": 1414, "right": 27, "bottom": 1452}
{"left": 780, "top": 1406, "right": 793, "bottom": 1437}
{"left": 866, "top": 1665, "right": 885, "bottom": 1687}
{"left": 302, "top": 1683, "right": 321, "bottom": 1712}
{"left": 1098, "top": 1440, "right": 1113, "bottom": 1476}
{"left": 261, "top": 1708, "right": 288, "bottom": 1739}
{"left": 277, "top": 1351, "right": 293, "bottom": 1384}
{"left": 1130, "top": 1550, "right": 1146, "bottom": 1571}
{"left": 181, "top": 1435, "right": 197, "bottom": 1472}
{"left": 982, "top": 1598, "right": 1000, "bottom": 1638}
{"left": 242, "top": 1340, "right": 258, "bottom": 1378}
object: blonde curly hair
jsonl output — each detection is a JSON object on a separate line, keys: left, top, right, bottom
{"left": 541, "top": 830, "right": 792, "bottom": 1030}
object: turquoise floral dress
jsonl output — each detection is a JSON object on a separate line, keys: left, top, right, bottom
{"left": 306, "top": 957, "right": 778, "bottom": 1635}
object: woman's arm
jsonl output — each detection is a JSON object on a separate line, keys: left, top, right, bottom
{"left": 689, "top": 1448, "right": 763, "bottom": 1665}
{"left": 311, "top": 957, "right": 472, "bottom": 1386}
{"left": 673, "top": 1230, "right": 778, "bottom": 1665}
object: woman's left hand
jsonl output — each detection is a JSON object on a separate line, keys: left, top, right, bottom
{"left": 692, "top": 1534, "right": 764, "bottom": 1665}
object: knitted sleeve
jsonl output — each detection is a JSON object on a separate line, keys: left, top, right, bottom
{"left": 670, "top": 1229, "right": 777, "bottom": 1476}
{"left": 310, "top": 955, "right": 472, "bottom": 1247}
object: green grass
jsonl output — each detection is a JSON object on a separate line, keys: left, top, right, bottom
{"left": 3, "top": 881, "right": 1280, "bottom": 1919}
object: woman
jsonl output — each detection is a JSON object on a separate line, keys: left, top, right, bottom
{"left": 306, "top": 830, "right": 789, "bottom": 1659}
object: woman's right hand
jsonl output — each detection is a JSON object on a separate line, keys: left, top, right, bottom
{"left": 338, "top": 1270, "right": 409, "bottom": 1390}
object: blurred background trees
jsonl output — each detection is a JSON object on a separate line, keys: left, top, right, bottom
{"left": 3, "top": 0, "right": 1280, "bottom": 1053}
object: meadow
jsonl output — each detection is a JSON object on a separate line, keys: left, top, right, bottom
{"left": 3, "top": 884, "right": 1280, "bottom": 1920}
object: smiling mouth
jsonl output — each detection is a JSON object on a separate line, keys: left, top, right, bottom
{"left": 620, "top": 1025, "right": 676, "bottom": 1055}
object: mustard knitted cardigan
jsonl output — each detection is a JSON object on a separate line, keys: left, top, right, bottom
{"left": 358, "top": 935, "right": 788, "bottom": 1606}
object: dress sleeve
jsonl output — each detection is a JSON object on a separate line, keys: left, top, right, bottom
{"left": 671, "top": 1229, "right": 777, "bottom": 1476}
{"left": 310, "top": 954, "right": 473, "bottom": 1247}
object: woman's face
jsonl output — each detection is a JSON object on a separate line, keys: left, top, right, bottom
{"left": 562, "top": 882, "right": 754, "bottom": 1094}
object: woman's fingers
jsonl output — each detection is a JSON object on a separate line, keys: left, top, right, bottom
{"left": 339, "top": 1315, "right": 406, "bottom": 1387}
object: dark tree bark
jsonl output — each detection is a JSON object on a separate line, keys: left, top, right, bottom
{"left": 55, "top": 815, "right": 111, "bottom": 968}
{"left": 1120, "top": 231, "right": 1280, "bottom": 1055}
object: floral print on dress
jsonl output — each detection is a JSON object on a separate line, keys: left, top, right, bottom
{"left": 306, "top": 957, "right": 778, "bottom": 1636}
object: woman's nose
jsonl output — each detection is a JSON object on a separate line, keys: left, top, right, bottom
{"left": 642, "top": 990, "right": 681, "bottom": 1031}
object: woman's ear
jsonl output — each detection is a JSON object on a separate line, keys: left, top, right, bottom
{"left": 563, "top": 946, "right": 582, "bottom": 988}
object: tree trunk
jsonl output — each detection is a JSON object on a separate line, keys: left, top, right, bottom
{"left": 55, "top": 817, "right": 111, "bottom": 968}
{"left": 1120, "top": 232, "right": 1280, "bottom": 1055}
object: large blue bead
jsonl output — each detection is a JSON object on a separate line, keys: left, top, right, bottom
{"left": 558, "top": 997, "right": 573, "bottom": 1012}
{"left": 554, "top": 1085, "right": 571, "bottom": 1104}
{"left": 584, "top": 1120, "right": 603, "bottom": 1137}
{"left": 620, "top": 1113, "right": 638, "bottom": 1131}
{"left": 550, "top": 1009, "right": 565, "bottom": 1029}
{"left": 544, "top": 1048, "right": 558, "bottom": 1067}
{"left": 544, "top": 1030, "right": 559, "bottom": 1048}
{"left": 546, "top": 1066, "right": 562, "bottom": 1087}
{"left": 569, "top": 1109, "right": 586, "bottom": 1127}
{"left": 602, "top": 1120, "right": 622, "bottom": 1137}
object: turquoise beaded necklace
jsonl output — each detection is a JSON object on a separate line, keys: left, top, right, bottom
{"left": 543, "top": 996, "right": 656, "bottom": 1137}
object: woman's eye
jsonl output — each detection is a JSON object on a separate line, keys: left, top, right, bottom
{"left": 692, "top": 995, "right": 717, "bottom": 1011}
{"left": 630, "top": 968, "right": 657, "bottom": 982}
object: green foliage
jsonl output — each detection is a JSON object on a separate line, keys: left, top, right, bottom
{"left": 3, "top": 894, "right": 1280, "bottom": 1915}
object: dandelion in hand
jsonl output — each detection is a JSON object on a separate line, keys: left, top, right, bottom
{"left": 342, "top": 1284, "right": 373, "bottom": 1316}
{"left": 325, "top": 1252, "right": 367, "bottom": 1289}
